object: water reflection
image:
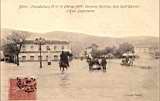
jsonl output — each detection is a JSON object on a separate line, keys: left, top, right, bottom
{"left": 58, "top": 73, "right": 71, "bottom": 89}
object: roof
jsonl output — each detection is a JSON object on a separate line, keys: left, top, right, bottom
{"left": 24, "top": 40, "right": 70, "bottom": 44}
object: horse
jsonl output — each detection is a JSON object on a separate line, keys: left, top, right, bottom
{"left": 59, "top": 51, "right": 72, "bottom": 72}
{"left": 59, "top": 62, "right": 68, "bottom": 72}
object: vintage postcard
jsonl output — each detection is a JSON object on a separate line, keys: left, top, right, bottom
{"left": 1, "top": 0, "right": 159, "bottom": 101}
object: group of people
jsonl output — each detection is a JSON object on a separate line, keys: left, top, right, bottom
{"left": 49, "top": 51, "right": 108, "bottom": 72}
{"left": 87, "top": 55, "right": 107, "bottom": 71}
{"left": 57, "top": 51, "right": 136, "bottom": 72}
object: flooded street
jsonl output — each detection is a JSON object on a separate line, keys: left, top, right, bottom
{"left": 1, "top": 56, "right": 159, "bottom": 101}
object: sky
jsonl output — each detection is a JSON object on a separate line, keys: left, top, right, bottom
{"left": 1, "top": 0, "right": 159, "bottom": 37}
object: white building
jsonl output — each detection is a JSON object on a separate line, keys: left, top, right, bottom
{"left": 19, "top": 40, "right": 71, "bottom": 62}
{"left": 134, "top": 47, "right": 150, "bottom": 53}
{"left": 135, "top": 46, "right": 159, "bottom": 54}
{"left": 83, "top": 44, "right": 99, "bottom": 57}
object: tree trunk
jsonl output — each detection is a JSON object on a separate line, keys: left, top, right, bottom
{"left": 17, "top": 54, "right": 19, "bottom": 66}
{"left": 16, "top": 44, "right": 22, "bottom": 66}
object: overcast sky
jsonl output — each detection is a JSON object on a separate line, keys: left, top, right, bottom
{"left": 1, "top": 0, "right": 159, "bottom": 37}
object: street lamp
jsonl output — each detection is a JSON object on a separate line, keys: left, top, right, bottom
{"left": 34, "top": 37, "right": 46, "bottom": 68}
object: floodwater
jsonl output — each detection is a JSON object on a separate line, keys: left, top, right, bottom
{"left": 1, "top": 55, "right": 159, "bottom": 101}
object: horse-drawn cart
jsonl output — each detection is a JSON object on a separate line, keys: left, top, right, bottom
{"left": 121, "top": 53, "right": 135, "bottom": 66}
{"left": 87, "top": 57, "right": 107, "bottom": 71}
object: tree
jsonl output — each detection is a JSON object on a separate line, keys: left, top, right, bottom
{"left": 3, "top": 43, "right": 17, "bottom": 61}
{"left": 104, "top": 46, "right": 116, "bottom": 54}
{"left": 2, "top": 31, "right": 27, "bottom": 65}
{"left": 117, "top": 42, "right": 135, "bottom": 57}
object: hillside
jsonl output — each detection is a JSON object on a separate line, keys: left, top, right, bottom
{"left": 1, "top": 29, "right": 159, "bottom": 55}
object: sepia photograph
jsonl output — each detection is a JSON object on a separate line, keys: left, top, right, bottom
{"left": 1, "top": 0, "right": 159, "bottom": 101}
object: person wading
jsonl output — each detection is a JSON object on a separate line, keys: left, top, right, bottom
{"left": 101, "top": 57, "right": 107, "bottom": 71}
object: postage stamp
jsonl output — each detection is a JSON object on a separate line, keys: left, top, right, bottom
{"left": 9, "top": 77, "right": 37, "bottom": 100}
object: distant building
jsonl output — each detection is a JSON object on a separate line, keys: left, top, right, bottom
{"left": 135, "top": 47, "right": 150, "bottom": 53}
{"left": 148, "top": 47, "right": 159, "bottom": 54}
{"left": 85, "top": 47, "right": 93, "bottom": 56}
{"left": 19, "top": 40, "right": 71, "bottom": 62}
{"left": 135, "top": 46, "right": 159, "bottom": 54}
{"left": 80, "top": 44, "right": 99, "bottom": 58}
{"left": 134, "top": 46, "right": 159, "bottom": 59}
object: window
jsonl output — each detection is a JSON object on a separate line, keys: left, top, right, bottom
{"left": 46, "top": 55, "right": 48, "bottom": 60}
{"left": 54, "top": 55, "right": 58, "bottom": 60}
{"left": 54, "top": 46, "right": 57, "bottom": 50}
{"left": 30, "top": 45, "right": 34, "bottom": 49}
{"left": 30, "top": 56, "right": 34, "bottom": 60}
{"left": 46, "top": 46, "right": 50, "bottom": 51}
{"left": 38, "top": 56, "right": 42, "bottom": 60}
{"left": 22, "top": 56, "right": 26, "bottom": 61}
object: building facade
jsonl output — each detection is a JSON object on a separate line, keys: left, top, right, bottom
{"left": 19, "top": 40, "right": 71, "bottom": 62}
{"left": 82, "top": 44, "right": 99, "bottom": 58}
{"left": 134, "top": 46, "right": 160, "bottom": 59}
{"left": 135, "top": 46, "right": 159, "bottom": 54}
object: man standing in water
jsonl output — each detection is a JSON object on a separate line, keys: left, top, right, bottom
{"left": 101, "top": 56, "right": 107, "bottom": 71}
